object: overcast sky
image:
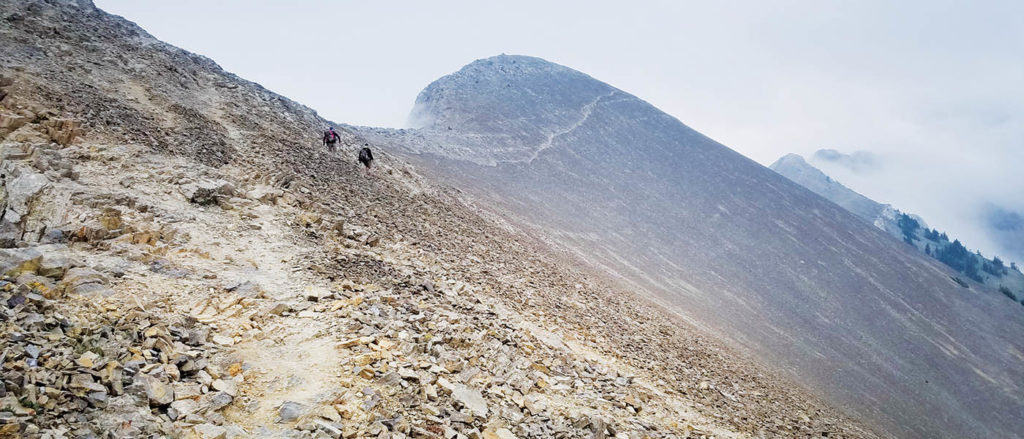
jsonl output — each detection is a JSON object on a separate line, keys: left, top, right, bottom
{"left": 95, "top": 0, "right": 1024, "bottom": 262}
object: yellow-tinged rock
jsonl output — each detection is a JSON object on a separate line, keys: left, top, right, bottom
{"left": 483, "top": 427, "right": 517, "bottom": 439}
{"left": 624, "top": 394, "right": 642, "bottom": 411}
{"left": 339, "top": 336, "right": 375, "bottom": 349}
{"left": 376, "top": 338, "right": 396, "bottom": 351}
{"left": 76, "top": 351, "right": 100, "bottom": 369}
{"left": 357, "top": 367, "right": 375, "bottom": 379}
{"left": 227, "top": 362, "right": 243, "bottom": 377}
{"left": 317, "top": 405, "right": 342, "bottom": 422}
{"left": 329, "top": 300, "right": 346, "bottom": 312}
{"left": 351, "top": 354, "right": 376, "bottom": 366}
{"left": 101, "top": 361, "right": 121, "bottom": 380}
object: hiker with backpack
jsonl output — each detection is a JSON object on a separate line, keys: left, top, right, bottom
{"left": 323, "top": 127, "right": 340, "bottom": 151}
{"left": 358, "top": 144, "right": 374, "bottom": 174}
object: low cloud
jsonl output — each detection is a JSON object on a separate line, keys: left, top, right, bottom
{"left": 811, "top": 149, "right": 880, "bottom": 174}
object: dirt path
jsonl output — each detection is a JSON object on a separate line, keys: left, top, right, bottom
{"left": 53, "top": 143, "right": 745, "bottom": 438}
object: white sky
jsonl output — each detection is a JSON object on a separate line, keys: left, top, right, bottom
{"left": 95, "top": 0, "right": 1024, "bottom": 261}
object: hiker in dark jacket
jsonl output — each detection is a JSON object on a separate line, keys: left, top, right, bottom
{"left": 358, "top": 144, "right": 374, "bottom": 173}
{"left": 323, "top": 127, "right": 340, "bottom": 151}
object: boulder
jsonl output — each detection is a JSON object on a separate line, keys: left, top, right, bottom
{"left": 0, "top": 246, "right": 42, "bottom": 276}
{"left": 483, "top": 428, "right": 517, "bottom": 439}
{"left": 181, "top": 180, "right": 235, "bottom": 206}
{"left": 40, "top": 118, "right": 83, "bottom": 146}
{"left": 0, "top": 112, "right": 30, "bottom": 137}
{"left": 211, "top": 379, "right": 237, "bottom": 397}
{"left": 168, "top": 399, "right": 199, "bottom": 420}
{"left": 60, "top": 267, "right": 112, "bottom": 295}
{"left": 5, "top": 171, "right": 49, "bottom": 218}
{"left": 0, "top": 170, "right": 51, "bottom": 246}
{"left": 278, "top": 401, "right": 306, "bottom": 423}
{"left": 246, "top": 185, "right": 283, "bottom": 204}
{"left": 201, "top": 391, "right": 233, "bottom": 411}
{"left": 37, "top": 244, "right": 74, "bottom": 278}
{"left": 314, "top": 420, "right": 344, "bottom": 439}
{"left": 452, "top": 384, "right": 489, "bottom": 417}
{"left": 191, "top": 424, "right": 227, "bottom": 439}
{"left": 135, "top": 374, "right": 174, "bottom": 406}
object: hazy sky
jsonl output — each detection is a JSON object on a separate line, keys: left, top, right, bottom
{"left": 95, "top": 0, "right": 1024, "bottom": 261}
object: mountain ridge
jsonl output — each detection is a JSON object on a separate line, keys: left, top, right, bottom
{"left": 359, "top": 54, "right": 1024, "bottom": 439}
{"left": 771, "top": 152, "right": 1024, "bottom": 306}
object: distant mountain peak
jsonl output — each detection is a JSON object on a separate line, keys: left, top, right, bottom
{"left": 772, "top": 152, "right": 1024, "bottom": 301}
{"left": 770, "top": 153, "right": 886, "bottom": 221}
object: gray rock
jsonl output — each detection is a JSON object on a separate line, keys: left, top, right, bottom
{"left": 224, "top": 425, "right": 248, "bottom": 439}
{"left": 203, "top": 391, "right": 233, "bottom": 411}
{"left": 192, "top": 424, "right": 228, "bottom": 439}
{"left": 314, "top": 420, "right": 343, "bottom": 439}
{"left": 212, "top": 379, "right": 237, "bottom": 397}
{"left": 268, "top": 302, "right": 291, "bottom": 316}
{"left": 452, "top": 384, "right": 488, "bottom": 417}
{"left": 6, "top": 171, "right": 49, "bottom": 217}
{"left": 60, "top": 267, "right": 111, "bottom": 295}
{"left": 135, "top": 375, "right": 173, "bottom": 406}
{"left": 181, "top": 180, "right": 235, "bottom": 206}
{"left": 226, "top": 280, "right": 264, "bottom": 298}
{"left": 37, "top": 248, "right": 74, "bottom": 278}
{"left": 0, "top": 246, "right": 43, "bottom": 276}
{"left": 278, "top": 400, "right": 305, "bottom": 423}
{"left": 168, "top": 399, "right": 198, "bottom": 420}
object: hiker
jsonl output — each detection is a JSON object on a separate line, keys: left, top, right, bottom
{"left": 358, "top": 144, "right": 374, "bottom": 173}
{"left": 323, "top": 127, "right": 340, "bottom": 151}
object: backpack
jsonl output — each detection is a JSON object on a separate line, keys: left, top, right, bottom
{"left": 325, "top": 130, "right": 337, "bottom": 141}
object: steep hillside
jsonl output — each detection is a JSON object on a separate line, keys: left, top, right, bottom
{"left": 358, "top": 55, "right": 1024, "bottom": 439}
{"left": 769, "top": 154, "right": 887, "bottom": 223}
{"left": 771, "top": 153, "right": 1024, "bottom": 305}
{"left": 0, "top": 1, "right": 879, "bottom": 438}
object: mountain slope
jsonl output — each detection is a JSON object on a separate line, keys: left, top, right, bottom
{"left": 771, "top": 153, "right": 1024, "bottom": 305}
{"left": 769, "top": 153, "right": 887, "bottom": 222}
{"left": 359, "top": 54, "right": 1024, "bottom": 439}
{"left": 0, "top": 2, "right": 880, "bottom": 438}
